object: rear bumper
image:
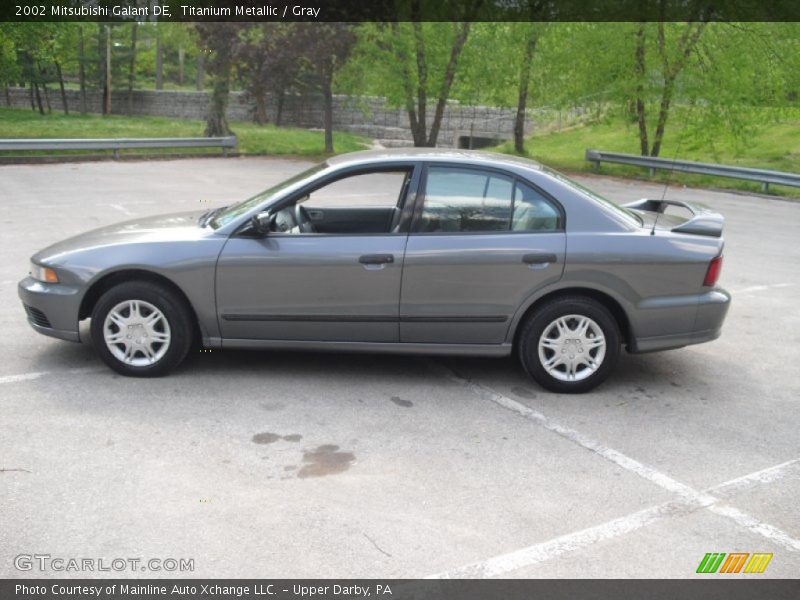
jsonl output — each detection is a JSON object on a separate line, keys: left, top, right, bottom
{"left": 18, "top": 277, "right": 82, "bottom": 343}
{"left": 630, "top": 288, "right": 731, "bottom": 353}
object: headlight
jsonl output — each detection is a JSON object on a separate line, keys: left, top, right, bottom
{"left": 29, "top": 262, "right": 59, "bottom": 283}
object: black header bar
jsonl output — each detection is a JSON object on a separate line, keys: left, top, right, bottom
{"left": 2, "top": 0, "right": 800, "bottom": 23}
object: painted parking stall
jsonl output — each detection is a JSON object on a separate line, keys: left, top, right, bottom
{"left": 0, "top": 158, "right": 798, "bottom": 578}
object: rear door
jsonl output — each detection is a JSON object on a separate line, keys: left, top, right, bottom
{"left": 399, "top": 164, "right": 566, "bottom": 344}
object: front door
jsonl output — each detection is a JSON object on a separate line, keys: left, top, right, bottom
{"left": 216, "top": 167, "right": 416, "bottom": 343}
{"left": 400, "top": 165, "right": 566, "bottom": 344}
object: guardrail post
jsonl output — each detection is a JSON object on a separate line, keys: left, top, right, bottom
{"left": 113, "top": 149, "right": 120, "bottom": 159}
{"left": 584, "top": 149, "right": 600, "bottom": 171}
{"left": 649, "top": 167, "right": 656, "bottom": 177}
{"left": 762, "top": 182, "right": 769, "bottom": 193}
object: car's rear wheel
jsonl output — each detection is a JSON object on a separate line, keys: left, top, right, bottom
{"left": 90, "top": 281, "right": 192, "bottom": 377}
{"left": 518, "top": 296, "right": 621, "bottom": 393}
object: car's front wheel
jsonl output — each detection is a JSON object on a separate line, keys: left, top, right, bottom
{"left": 518, "top": 296, "right": 621, "bottom": 393}
{"left": 90, "top": 281, "right": 193, "bottom": 377}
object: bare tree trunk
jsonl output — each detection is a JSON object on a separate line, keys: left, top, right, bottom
{"left": 275, "top": 88, "right": 285, "bottom": 126}
{"left": 78, "top": 27, "right": 87, "bottom": 114}
{"left": 650, "top": 21, "right": 706, "bottom": 158}
{"left": 195, "top": 51, "right": 205, "bottom": 90}
{"left": 634, "top": 22, "right": 649, "bottom": 156}
{"left": 28, "top": 81, "right": 35, "bottom": 111}
{"left": 206, "top": 75, "right": 231, "bottom": 136}
{"left": 42, "top": 85, "right": 52, "bottom": 113}
{"left": 55, "top": 61, "right": 69, "bottom": 114}
{"left": 427, "top": 22, "right": 471, "bottom": 147}
{"left": 322, "top": 71, "right": 334, "bottom": 153}
{"left": 650, "top": 79, "right": 675, "bottom": 157}
{"left": 105, "top": 25, "right": 112, "bottom": 114}
{"left": 514, "top": 28, "right": 538, "bottom": 154}
{"left": 205, "top": 46, "right": 232, "bottom": 137}
{"left": 39, "top": 63, "right": 52, "bottom": 113}
{"left": 4, "top": 85, "right": 10, "bottom": 106}
{"left": 127, "top": 23, "right": 137, "bottom": 115}
{"left": 155, "top": 26, "right": 163, "bottom": 90}
{"left": 253, "top": 90, "right": 268, "bottom": 124}
{"left": 412, "top": 22, "right": 428, "bottom": 146}
{"left": 43, "top": 84, "right": 51, "bottom": 112}
{"left": 33, "top": 81, "right": 45, "bottom": 115}
{"left": 178, "top": 45, "right": 185, "bottom": 86}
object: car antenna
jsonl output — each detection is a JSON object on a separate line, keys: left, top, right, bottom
{"left": 651, "top": 111, "right": 691, "bottom": 236}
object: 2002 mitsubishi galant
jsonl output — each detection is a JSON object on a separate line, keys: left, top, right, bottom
{"left": 19, "top": 149, "right": 730, "bottom": 392}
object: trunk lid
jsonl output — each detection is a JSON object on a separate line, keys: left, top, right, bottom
{"left": 623, "top": 198, "right": 724, "bottom": 238}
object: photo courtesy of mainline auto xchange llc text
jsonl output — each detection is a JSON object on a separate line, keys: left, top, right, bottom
{"left": 1, "top": 1, "right": 800, "bottom": 599}
{"left": 13, "top": 584, "right": 393, "bottom": 597}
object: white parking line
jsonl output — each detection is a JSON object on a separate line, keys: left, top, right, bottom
{"left": 109, "top": 204, "right": 134, "bottom": 216}
{"left": 0, "top": 367, "right": 105, "bottom": 385}
{"left": 429, "top": 364, "right": 800, "bottom": 577}
{"left": 712, "top": 457, "right": 800, "bottom": 498}
{"left": 428, "top": 456, "right": 800, "bottom": 579}
{"left": 428, "top": 500, "right": 694, "bottom": 578}
{"left": 729, "top": 282, "right": 794, "bottom": 294}
{"left": 0, "top": 371, "right": 48, "bottom": 385}
{"left": 436, "top": 364, "right": 714, "bottom": 505}
{"left": 707, "top": 504, "right": 800, "bottom": 552}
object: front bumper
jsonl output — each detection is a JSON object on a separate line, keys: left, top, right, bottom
{"left": 631, "top": 287, "right": 731, "bottom": 353}
{"left": 18, "top": 277, "right": 82, "bottom": 342}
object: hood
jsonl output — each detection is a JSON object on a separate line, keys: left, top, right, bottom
{"left": 33, "top": 210, "right": 210, "bottom": 264}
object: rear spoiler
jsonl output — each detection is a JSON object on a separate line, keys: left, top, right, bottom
{"left": 623, "top": 198, "right": 724, "bottom": 238}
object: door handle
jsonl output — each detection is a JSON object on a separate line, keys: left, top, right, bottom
{"left": 522, "top": 253, "right": 557, "bottom": 267}
{"left": 359, "top": 254, "right": 394, "bottom": 265}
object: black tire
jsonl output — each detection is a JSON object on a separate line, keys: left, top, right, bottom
{"left": 517, "top": 296, "right": 621, "bottom": 393}
{"left": 90, "top": 281, "right": 193, "bottom": 377}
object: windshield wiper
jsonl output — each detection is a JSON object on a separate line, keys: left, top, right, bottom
{"left": 199, "top": 206, "right": 227, "bottom": 227}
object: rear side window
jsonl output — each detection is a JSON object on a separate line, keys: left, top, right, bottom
{"left": 512, "top": 181, "right": 561, "bottom": 232}
{"left": 417, "top": 166, "right": 560, "bottom": 233}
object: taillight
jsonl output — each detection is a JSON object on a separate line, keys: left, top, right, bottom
{"left": 703, "top": 255, "right": 723, "bottom": 287}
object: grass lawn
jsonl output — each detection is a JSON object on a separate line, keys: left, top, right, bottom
{"left": 0, "top": 107, "right": 370, "bottom": 158}
{"left": 494, "top": 107, "right": 800, "bottom": 197}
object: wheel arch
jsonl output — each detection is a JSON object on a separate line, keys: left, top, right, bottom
{"left": 510, "top": 286, "right": 633, "bottom": 349}
{"left": 78, "top": 269, "right": 201, "bottom": 341}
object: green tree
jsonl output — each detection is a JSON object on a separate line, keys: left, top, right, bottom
{"left": 195, "top": 23, "right": 242, "bottom": 136}
{"left": 295, "top": 23, "right": 357, "bottom": 153}
{"left": 237, "top": 23, "right": 303, "bottom": 125}
{"left": 344, "top": 21, "right": 472, "bottom": 147}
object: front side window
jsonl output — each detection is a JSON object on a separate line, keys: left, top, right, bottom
{"left": 269, "top": 169, "right": 413, "bottom": 235}
{"left": 417, "top": 166, "right": 560, "bottom": 233}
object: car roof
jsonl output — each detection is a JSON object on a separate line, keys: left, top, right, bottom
{"left": 326, "top": 148, "right": 544, "bottom": 173}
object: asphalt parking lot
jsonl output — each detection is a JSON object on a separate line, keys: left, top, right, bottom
{"left": 1, "top": 157, "right": 798, "bottom": 578}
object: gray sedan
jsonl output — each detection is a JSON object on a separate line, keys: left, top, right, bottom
{"left": 18, "top": 149, "right": 730, "bottom": 392}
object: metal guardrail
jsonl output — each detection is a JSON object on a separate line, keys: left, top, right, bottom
{"left": 585, "top": 149, "right": 800, "bottom": 193}
{"left": 0, "top": 136, "right": 238, "bottom": 158}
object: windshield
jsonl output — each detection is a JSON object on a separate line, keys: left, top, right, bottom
{"left": 543, "top": 167, "right": 643, "bottom": 226}
{"left": 208, "top": 163, "right": 327, "bottom": 229}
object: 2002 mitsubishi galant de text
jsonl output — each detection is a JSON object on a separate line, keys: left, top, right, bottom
{"left": 19, "top": 149, "right": 730, "bottom": 392}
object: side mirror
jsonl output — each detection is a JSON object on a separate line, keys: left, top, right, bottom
{"left": 250, "top": 212, "right": 273, "bottom": 235}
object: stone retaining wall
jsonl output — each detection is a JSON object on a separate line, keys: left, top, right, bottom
{"left": 4, "top": 87, "right": 529, "bottom": 147}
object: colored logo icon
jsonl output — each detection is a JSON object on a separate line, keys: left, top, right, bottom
{"left": 696, "top": 552, "right": 773, "bottom": 574}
